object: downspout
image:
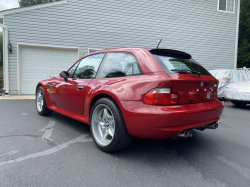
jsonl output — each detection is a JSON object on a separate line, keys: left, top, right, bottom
{"left": 234, "top": 0, "right": 241, "bottom": 69}
{"left": 0, "top": 23, "right": 9, "bottom": 94}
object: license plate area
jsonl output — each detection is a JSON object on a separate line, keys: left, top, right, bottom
{"left": 207, "top": 92, "right": 211, "bottom": 98}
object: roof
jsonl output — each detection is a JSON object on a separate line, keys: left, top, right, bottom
{"left": 0, "top": 0, "right": 67, "bottom": 18}
{"left": 88, "top": 47, "right": 192, "bottom": 59}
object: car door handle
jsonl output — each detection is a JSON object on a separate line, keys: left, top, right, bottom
{"left": 77, "top": 85, "right": 84, "bottom": 89}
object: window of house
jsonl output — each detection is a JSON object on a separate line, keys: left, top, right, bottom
{"left": 218, "top": 0, "right": 235, "bottom": 13}
{"left": 88, "top": 48, "right": 103, "bottom": 53}
{"left": 73, "top": 53, "right": 105, "bottom": 79}
{"left": 96, "top": 52, "right": 143, "bottom": 78}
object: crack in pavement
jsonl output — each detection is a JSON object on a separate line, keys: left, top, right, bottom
{"left": 0, "top": 134, "right": 39, "bottom": 139}
{"left": 0, "top": 134, "right": 93, "bottom": 167}
{"left": 39, "top": 121, "right": 57, "bottom": 147}
{"left": 0, "top": 151, "right": 19, "bottom": 159}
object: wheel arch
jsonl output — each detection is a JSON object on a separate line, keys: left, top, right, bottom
{"left": 36, "top": 82, "right": 52, "bottom": 107}
{"left": 89, "top": 93, "right": 115, "bottom": 116}
{"left": 36, "top": 83, "right": 43, "bottom": 92}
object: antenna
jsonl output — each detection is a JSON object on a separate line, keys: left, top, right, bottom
{"left": 157, "top": 39, "right": 162, "bottom": 49}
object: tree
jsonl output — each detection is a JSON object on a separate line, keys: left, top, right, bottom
{"left": 237, "top": 0, "right": 250, "bottom": 68}
{"left": 18, "top": 0, "right": 42, "bottom": 7}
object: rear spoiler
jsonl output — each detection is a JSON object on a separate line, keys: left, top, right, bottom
{"left": 148, "top": 49, "right": 192, "bottom": 59}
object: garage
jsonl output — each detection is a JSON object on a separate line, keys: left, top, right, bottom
{"left": 19, "top": 45, "right": 78, "bottom": 94}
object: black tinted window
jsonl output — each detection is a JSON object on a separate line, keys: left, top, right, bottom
{"left": 73, "top": 53, "right": 105, "bottom": 79}
{"left": 153, "top": 55, "right": 211, "bottom": 76}
{"left": 97, "top": 52, "right": 142, "bottom": 78}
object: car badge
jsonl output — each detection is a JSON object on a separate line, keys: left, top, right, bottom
{"left": 200, "top": 82, "right": 204, "bottom": 87}
{"left": 106, "top": 121, "right": 109, "bottom": 127}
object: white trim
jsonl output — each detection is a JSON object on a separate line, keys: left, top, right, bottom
{"left": 0, "top": 23, "right": 9, "bottom": 93}
{"left": 0, "top": 0, "right": 67, "bottom": 18}
{"left": 17, "top": 43, "right": 79, "bottom": 95}
{"left": 88, "top": 48, "right": 103, "bottom": 53}
{"left": 217, "top": 0, "right": 236, "bottom": 14}
{"left": 217, "top": 10, "right": 235, "bottom": 14}
{"left": 234, "top": 0, "right": 240, "bottom": 69}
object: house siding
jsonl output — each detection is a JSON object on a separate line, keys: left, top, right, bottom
{"left": 4, "top": 0, "right": 238, "bottom": 93}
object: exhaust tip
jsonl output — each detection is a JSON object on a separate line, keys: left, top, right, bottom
{"left": 204, "top": 122, "right": 219, "bottom": 129}
{"left": 188, "top": 130, "right": 193, "bottom": 137}
{"left": 214, "top": 123, "right": 218, "bottom": 129}
{"left": 177, "top": 130, "right": 193, "bottom": 138}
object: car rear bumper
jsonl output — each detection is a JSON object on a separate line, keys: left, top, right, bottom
{"left": 119, "top": 100, "right": 224, "bottom": 139}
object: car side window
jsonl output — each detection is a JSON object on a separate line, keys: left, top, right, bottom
{"left": 68, "top": 61, "right": 80, "bottom": 78}
{"left": 73, "top": 53, "right": 105, "bottom": 79}
{"left": 96, "top": 52, "right": 142, "bottom": 78}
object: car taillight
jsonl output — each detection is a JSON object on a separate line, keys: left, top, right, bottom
{"left": 143, "top": 88, "right": 179, "bottom": 105}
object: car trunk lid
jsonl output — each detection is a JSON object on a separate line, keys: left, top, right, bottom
{"left": 168, "top": 74, "right": 218, "bottom": 104}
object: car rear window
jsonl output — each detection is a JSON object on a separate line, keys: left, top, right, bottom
{"left": 96, "top": 52, "right": 143, "bottom": 78}
{"left": 153, "top": 55, "right": 211, "bottom": 76}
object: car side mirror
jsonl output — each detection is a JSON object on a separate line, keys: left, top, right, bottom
{"left": 60, "top": 71, "right": 69, "bottom": 81}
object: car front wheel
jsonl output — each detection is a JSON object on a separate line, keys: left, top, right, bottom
{"left": 90, "top": 97, "right": 132, "bottom": 152}
{"left": 36, "top": 86, "right": 53, "bottom": 116}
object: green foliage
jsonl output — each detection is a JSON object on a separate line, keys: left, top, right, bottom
{"left": 237, "top": 0, "right": 250, "bottom": 68}
{"left": 18, "top": 0, "right": 42, "bottom": 7}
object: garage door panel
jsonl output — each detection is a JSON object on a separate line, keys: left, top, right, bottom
{"left": 21, "top": 84, "right": 35, "bottom": 92}
{"left": 36, "top": 48, "right": 49, "bottom": 56}
{"left": 65, "top": 62, "right": 74, "bottom": 70}
{"left": 50, "top": 73, "right": 59, "bottom": 77}
{"left": 37, "top": 73, "right": 48, "bottom": 80}
{"left": 51, "top": 49, "right": 63, "bottom": 56}
{"left": 64, "top": 50, "right": 77, "bottom": 57}
{"left": 22, "top": 60, "right": 35, "bottom": 68}
{"left": 22, "top": 73, "right": 34, "bottom": 80}
{"left": 51, "top": 61, "right": 63, "bottom": 69}
{"left": 37, "top": 61, "right": 49, "bottom": 68}
{"left": 20, "top": 46, "right": 78, "bottom": 94}
{"left": 22, "top": 48, "right": 35, "bottom": 55}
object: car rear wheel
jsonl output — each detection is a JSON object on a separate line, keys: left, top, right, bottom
{"left": 231, "top": 100, "right": 247, "bottom": 107}
{"left": 36, "top": 86, "right": 53, "bottom": 116}
{"left": 90, "top": 97, "right": 132, "bottom": 152}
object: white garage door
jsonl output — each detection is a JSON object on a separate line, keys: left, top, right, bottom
{"left": 20, "top": 45, "right": 78, "bottom": 94}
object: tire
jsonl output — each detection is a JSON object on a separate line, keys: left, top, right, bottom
{"left": 90, "top": 97, "right": 132, "bottom": 152}
{"left": 36, "top": 86, "right": 53, "bottom": 116}
{"left": 231, "top": 100, "right": 247, "bottom": 107}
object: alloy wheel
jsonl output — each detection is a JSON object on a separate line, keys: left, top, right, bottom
{"left": 91, "top": 104, "right": 115, "bottom": 146}
{"left": 36, "top": 90, "right": 44, "bottom": 112}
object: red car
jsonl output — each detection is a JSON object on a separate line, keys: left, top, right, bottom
{"left": 36, "top": 47, "right": 224, "bottom": 152}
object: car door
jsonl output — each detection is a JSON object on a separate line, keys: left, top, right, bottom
{"left": 52, "top": 53, "right": 105, "bottom": 114}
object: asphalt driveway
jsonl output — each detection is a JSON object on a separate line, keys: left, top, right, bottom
{"left": 0, "top": 100, "right": 250, "bottom": 187}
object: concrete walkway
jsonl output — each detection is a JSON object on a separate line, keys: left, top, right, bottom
{"left": 0, "top": 95, "right": 35, "bottom": 99}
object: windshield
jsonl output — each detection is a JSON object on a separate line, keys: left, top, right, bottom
{"left": 153, "top": 55, "right": 211, "bottom": 76}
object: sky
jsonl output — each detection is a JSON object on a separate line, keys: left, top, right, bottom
{"left": 0, "top": 0, "right": 19, "bottom": 11}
